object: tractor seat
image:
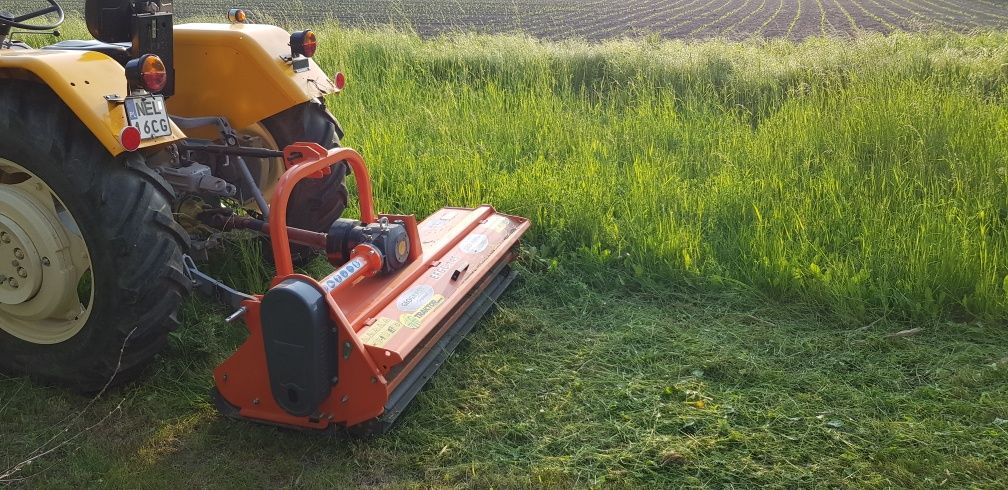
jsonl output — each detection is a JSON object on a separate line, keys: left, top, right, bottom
{"left": 42, "top": 40, "right": 132, "bottom": 64}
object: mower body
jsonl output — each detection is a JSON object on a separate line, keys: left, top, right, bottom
{"left": 211, "top": 144, "right": 529, "bottom": 433}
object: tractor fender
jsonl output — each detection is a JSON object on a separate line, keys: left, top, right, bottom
{"left": 169, "top": 23, "right": 339, "bottom": 130}
{"left": 0, "top": 49, "right": 185, "bottom": 156}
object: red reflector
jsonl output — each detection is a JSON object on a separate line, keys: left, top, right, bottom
{"left": 120, "top": 126, "right": 142, "bottom": 151}
{"left": 334, "top": 72, "right": 346, "bottom": 91}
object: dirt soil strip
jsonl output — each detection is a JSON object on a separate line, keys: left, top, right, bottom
{"left": 50, "top": 0, "right": 1008, "bottom": 40}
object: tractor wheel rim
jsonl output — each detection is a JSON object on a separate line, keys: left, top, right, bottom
{"left": 0, "top": 158, "right": 93, "bottom": 344}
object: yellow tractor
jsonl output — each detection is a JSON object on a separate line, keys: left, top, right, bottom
{"left": 0, "top": 0, "right": 528, "bottom": 433}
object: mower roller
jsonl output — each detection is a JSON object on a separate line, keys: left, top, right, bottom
{"left": 0, "top": 0, "right": 528, "bottom": 434}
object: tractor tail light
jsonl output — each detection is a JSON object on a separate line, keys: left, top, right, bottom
{"left": 126, "top": 54, "right": 167, "bottom": 93}
{"left": 334, "top": 71, "right": 346, "bottom": 91}
{"left": 228, "top": 8, "right": 248, "bottom": 23}
{"left": 291, "top": 30, "right": 317, "bottom": 58}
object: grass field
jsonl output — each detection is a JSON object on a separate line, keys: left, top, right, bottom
{"left": 2, "top": 20, "right": 1008, "bottom": 488}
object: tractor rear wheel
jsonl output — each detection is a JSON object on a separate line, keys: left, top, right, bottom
{"left": 243, "top": 100, "right": 348, "bottom": 265}
{"left": 0, "top": 80, "right": 189, "bottom": 391}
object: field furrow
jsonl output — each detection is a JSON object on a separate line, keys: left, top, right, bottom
{"left": 758, "top": 0, "right": 789, "bottom": 34}
{"left": 682, "top": 0, "right": 755, "bottom": 38}
{"left": 722, "top": 0, "right": 773, "bottom": 38}
{"left": 864, "top": 0, "right": 922, "bottom": 30}
{"left": 630, "top": 0, "right": 712, "bottom": 37}
{"left": 657, "top": 0, "right": 731, "bottom": 38}
{"left": 43, "top": 0, "right": 1008, "bottom": 42}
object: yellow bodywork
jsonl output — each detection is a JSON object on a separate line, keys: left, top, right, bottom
{"left": 0, "top": 49, "right": 184, "bottom": 156}
{"left": 0, "top": 22, "right": 337, "bottom": 156}
{"left": 170, "top": 23, "right": 337, "bottom": 130}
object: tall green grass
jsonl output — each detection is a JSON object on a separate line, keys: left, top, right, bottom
{"left": 28, "top": 19, "right": 1008, "bottom": 322}
{"left": 308, "top": 27, "right": 1008, "bottom": 323}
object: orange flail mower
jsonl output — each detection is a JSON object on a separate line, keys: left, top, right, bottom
{"left": 210, "top": 143, "right": 529, "bottom": 433}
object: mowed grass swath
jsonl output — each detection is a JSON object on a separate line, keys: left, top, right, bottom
{"left": 305, "top": 27, "right": 1008, "bottom": 323}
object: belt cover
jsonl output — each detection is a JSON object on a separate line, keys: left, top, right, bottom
{"left": 260, "top": 278, "right": 336, "bottom": 417}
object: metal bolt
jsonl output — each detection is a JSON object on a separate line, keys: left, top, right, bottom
{"left": 340, "top": 395, "right": 349, "bottom": 404}
{"left": 331, "top": 376, "right": 339, "bottom": 384}
{"left": 8, "top": 278, "right": 18, "bottom": 288}
{"left": 252, "top": 398, "right": 260, "bottom": 405}
{"left": 17, "top": 267, "right": 26, "bottom": 278}
{"left": 41, "top": 257, "right": 50, "bottom": 266}
{"left": 11, "top": 260, "right": 17, "bottom": 267}
{"left": 0, "top": 232, "right": 9, "bottom": 244}
{"left": 343, "top": 341, "right": 352, "bottom": 359}
{"left": 13, "top": 249, "right": 23, "bottom": 260}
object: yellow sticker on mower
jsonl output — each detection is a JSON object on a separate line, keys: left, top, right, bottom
{"left": 360, "top": 317, "right": 404, "bottom": 348}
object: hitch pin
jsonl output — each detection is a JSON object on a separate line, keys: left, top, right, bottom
{"left": 225, "top": 306, "right": 248, "bottom": 323}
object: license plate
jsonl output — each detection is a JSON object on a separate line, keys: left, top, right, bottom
{"left": 124, "top": 95, "right": 171, "bottom": 140}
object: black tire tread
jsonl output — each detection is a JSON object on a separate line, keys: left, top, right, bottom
{"left": 0, "top": 80, "right": 190, "bottom": 392}
{"left": 260, "top": 100, "right": 349, "bottom": 265}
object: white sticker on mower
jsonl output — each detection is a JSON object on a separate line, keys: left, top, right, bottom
{"left": 400, "top": 294, "right": 446, "bottom": 329}
{"left": 323, "top": 258, "right": 366, "bottom": 292}
{"left": 423, "top": 220, "right": 448, "bottom": 232}
{"left": 422, "top": 210, "right": 459, "bottom": 233}
{"left": 460, "top": 234, "right": 489, "bottom": 254}
{"left": 486, "top": 215, "right": 511, "bottom": 232}
{"left": 396, "top": 284, "right": 436, "bottom": 312}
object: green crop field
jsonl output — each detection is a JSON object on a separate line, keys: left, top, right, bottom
{"left": 2, "top": 17, "right": 1008, "bottom": 489}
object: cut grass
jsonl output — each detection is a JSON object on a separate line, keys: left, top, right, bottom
{"left": 2, "top": 21, "right": 1008, "bottom": 488}
{"left": 2, "top": 267, "right": 1006, "bottom": 487}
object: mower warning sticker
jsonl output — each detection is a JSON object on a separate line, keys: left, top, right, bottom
{"left": 460, "top": 234, "right": 489, "bottom": 254}
{"left": 323, "top": 258, "right": 366, "bottom": 292}
{"left": 359, "top": 317, "right": 403, "bottom": 348}
{"left": 395, "top": 284, "right": 446, "bottom": 328}
{"left": 400, "top": 294, "right": 446, "bottom": 329}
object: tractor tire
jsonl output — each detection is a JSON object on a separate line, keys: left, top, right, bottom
{"left": 0, "top": 80, "right": 190, "bottom": 392}
{"left": 260, "top": 99, "right": 349, "bottom": 266}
